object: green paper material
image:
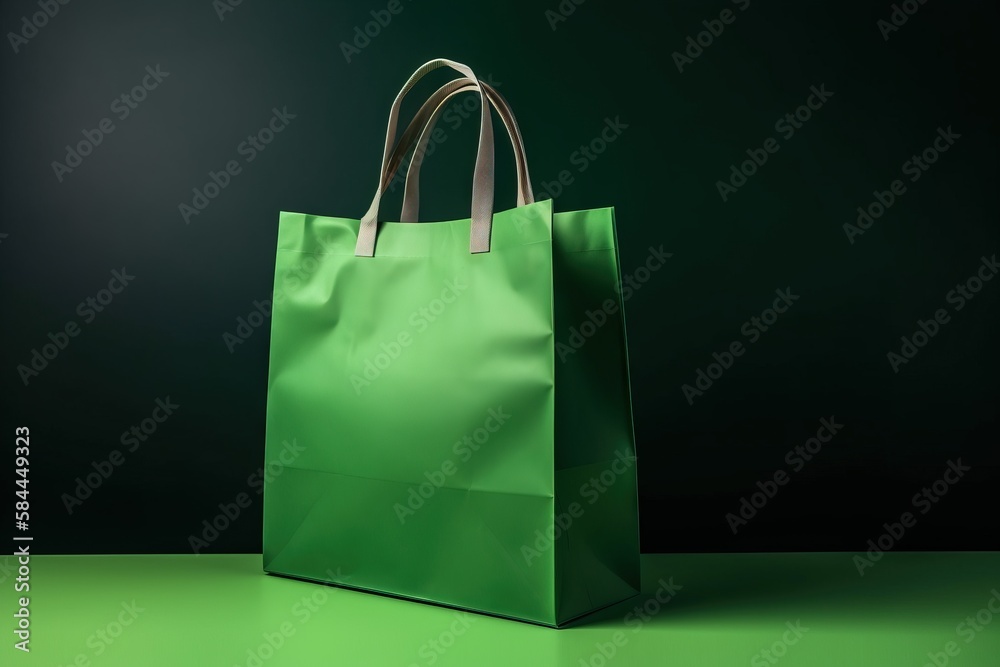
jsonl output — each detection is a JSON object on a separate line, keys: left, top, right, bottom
{"left": 262, "top": 200, "right": 641, "bottom": 626}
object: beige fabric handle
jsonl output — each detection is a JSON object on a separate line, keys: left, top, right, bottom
{"left": 378, "top": 78, "right": 485, "bottom": 194}
{"left": 394, "top": 80, "right": 534, "bottom": 223}
{"left": 355, "top": 59, "right": 495, "bottom": 257}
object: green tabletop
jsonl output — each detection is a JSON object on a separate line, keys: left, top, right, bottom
{"left": 5, "top": 552, "right": 998, "bottom": 666}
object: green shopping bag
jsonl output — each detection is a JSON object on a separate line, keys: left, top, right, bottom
{"left": 263, "top": 59, "right": 640, "bottom": 627}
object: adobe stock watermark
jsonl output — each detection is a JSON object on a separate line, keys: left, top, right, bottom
{"left": 53, "top": 600, "right": 145, "bottom": 665}
{"left": 234, "top": 574, "right": 345, "bottom": 667}
{"left": 843, "top": 126, "right": 961, "bottom": 244}
{"left": 386, "top": 74, "right": 503, "bottom": 195}
{"left": 725, "top": 417, "right": 844, "bottom": 534}
{"left": 224, "top": 298, "right": 275, "bottom": 353}
{"left": 51, "top": 65, "right": 170, "bottom": 182}
{"left": 544, "top": 0, "right": 589, "bottom": 31}
{"left": 7, "top": 0, "right": 73, "bottom": 54}
{"left": 521, "top": 449, "right": 636, "bottom": 566}
{"left": 886, "top": 253, "right": 997, "bottom": 373}
{"left": 61, "top": 397, "right": 179, "bottom": 514}
{"left": 12, "top": 546, "right": 30, "bottom": 652}
{"left": 577, "top": 577, "right": 683, "bottom": 666}
{"left": 853, "top": 459, "right": 971, "bottom": 576}
{"left": 672, "top": 0, "right": 752, "bottom": 73}
{"left": 350, "top": 276, "right": 469, "bottom": 394}
{"left": 213, "top": 0, "right": 246, "bottom": 21}
{"left": 223, "top": 233, "right": 345, "bottom": 352}
{"left": 393, "top": 407, "right": 511, "bottom": 524}
{"left": 339, "top": 0, "right": 415, "bottom": 63}
{"left": 878, "top": 0, "right": 929, "bottom": 41}
{"left": 404, "top": 612, "right": 476, "bottom": 667}
{"left": 179, "top": 106, "right": 297, "bottom": 224}
{"left": 534, "top": 117, "right": 629, "bottom": 201}
{"left": 16, "top": 267, "right": 135, "bottom": 386}
{"left": 716, "top": 84, "right": 834, "bottom": 202}
{"left": 681, "top": 287, "right": 800, "bottom": 405}
{"left": 920, "top": 589, "right": 1000, "bottom": 667}
{"left": 750, "top": 621, "right": 810, "bottom": 666}
{"left": 0, "top": 556, "right": 16, "bottom": 586}
{"left": 189, "top": 438, "right": 304, "bottom": 553}
{"left": 556, "top": 245, "right": 671, "bottom": 363}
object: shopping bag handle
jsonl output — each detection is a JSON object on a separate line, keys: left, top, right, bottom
{"left": 377, "top": 77, "right": 491, "bottom": 197}
{"left": 355, "top": 59, "right": 495, "bottom": 257}
{"left": 389, "top": 79, "right": 534, "bottom": 223}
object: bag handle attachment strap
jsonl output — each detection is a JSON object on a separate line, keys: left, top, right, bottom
{"left": 355, "top": 59, "right": 495, "bottom": 257}
{"left": 394, "top": 80, "right": 534, "bottom": 223}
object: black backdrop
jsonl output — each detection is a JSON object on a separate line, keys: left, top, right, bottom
{"left": 1, "top": 0, "right": 997, "bottom": 554}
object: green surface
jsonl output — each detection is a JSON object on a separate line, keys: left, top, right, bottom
{"left": 5, "top": 553, "right": 999, "bottom": 666}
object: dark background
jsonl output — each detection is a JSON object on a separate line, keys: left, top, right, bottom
{"left": 1, "top": 0, "right": 997, "bottom": 554}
